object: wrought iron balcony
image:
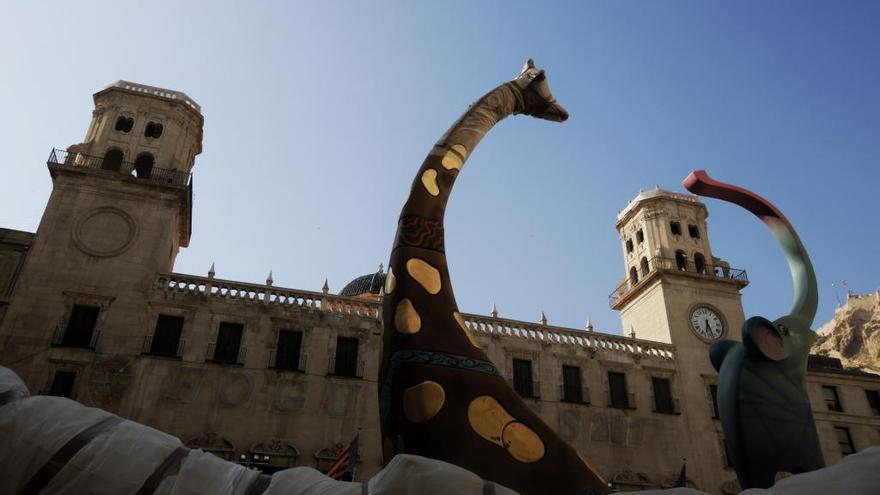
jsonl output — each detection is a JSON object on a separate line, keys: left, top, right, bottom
{"left": 51, "top": 325, "right": 100, "bottom": 350}
{"left": 268, "top": 350, "right": 308, "bottom": 372}
{"left": 47, "top": 148, "right": 190, "bottom": 187}
{"left": 559, "top": 385, "right": 591, "bottom": 405}
{"left": 327, "top": 356, "right": 365, "bottom": 378}
{"left": 206, "top": 342, "right": 247, "bottom": 365}
{"left": 142, "top": 335, "right": 186, "bottom": 358}
{"left": 609, "top": 256, "right": 748, "bottom": 307}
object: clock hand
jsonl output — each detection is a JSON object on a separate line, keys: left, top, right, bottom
{"left": 703, "top": 320, "right": 709, "bottom": 335}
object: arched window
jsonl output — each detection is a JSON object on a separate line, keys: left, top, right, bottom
{"left": 135, "top": 153, "right": 155, "bottom": 179}
{"left": 144, "top": 121, "right": 164, "bottom": 139}
{"left": 636, "top": 229, "right": 644, "bottom": 244}
{"left": 640, "top": 257, "right": 649, "bottom": 276}
{"left": 694, "top": 252, "right": 707, "bottom": 274}
{"left": 626, "top": 239, "right": 634, "bottom": 253}
{"left": 670, "top": 221, "right": 682, "bottom": 236}
{"left": 101, "top": 149, "right": 124, "bottom": 172}
{"left": 675, "top": 250, "right": 687, "bottom": 271}
{"left": 629, "top": 267, "right": 639, "bottom": 285}
{"left": 114, "top": 116, "right": 134, "bottom": 133}
{"left": 688, "top": 224, "right": 700, "bottom": 239}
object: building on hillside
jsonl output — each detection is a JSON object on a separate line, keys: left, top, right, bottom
{"left": 1, "top": 82, "right": 878, "bottom": 495}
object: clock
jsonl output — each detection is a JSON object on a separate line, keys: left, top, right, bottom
{"left": 690, "top": 306, "right": 725, "bottom": 341}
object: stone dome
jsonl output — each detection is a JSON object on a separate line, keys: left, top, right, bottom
{"left": 339, "top": 266, "right": 386, "bottom": 298}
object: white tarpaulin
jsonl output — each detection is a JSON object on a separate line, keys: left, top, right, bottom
{"left": 1, "top": 366, "right": 878, "bottom": 494}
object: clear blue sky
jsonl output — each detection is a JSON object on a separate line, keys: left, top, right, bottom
{"left": 1, "top": 1, "right": 878, "bottom": 335}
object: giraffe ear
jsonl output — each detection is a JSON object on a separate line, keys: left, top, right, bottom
{"left": 522, "top": 59, "right": 536, "bottom": 74}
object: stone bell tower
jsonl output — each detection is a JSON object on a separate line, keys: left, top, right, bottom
{"left": 609, "top": 187, "right": 751, "bottom": 488}
{"left": 609, "top": 187, "right": 748, "bottom": 349}
{"left": 0, "top": 82, "right": 203, "bottom": 390}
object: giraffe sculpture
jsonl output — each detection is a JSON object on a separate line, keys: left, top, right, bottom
{"left": 379, "top": 60, "right": 609, "bottom": 495}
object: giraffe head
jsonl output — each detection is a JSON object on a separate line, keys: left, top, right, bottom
{"left": 512, "top": 59, "right": 569, "bottom": 122}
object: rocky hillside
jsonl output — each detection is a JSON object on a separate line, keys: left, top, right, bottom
{"left": 812, "top": 291, "right": 880, "bottom": 375}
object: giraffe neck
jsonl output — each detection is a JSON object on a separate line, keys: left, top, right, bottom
{"left": 379, "top": 76, "right": 609, "bottom": 495}
{"left": 396, "top": 82, "right": 522, "bottom": 228}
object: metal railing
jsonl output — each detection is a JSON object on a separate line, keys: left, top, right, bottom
{"left": 142, "top": 335, "right": 186, "bottom": 358}
{"left": 559, "top": 385, "right": 591, "bottom": 404}
{"left": 47, "top": 148, "right": 190, "bottom": 187}
{"left": 327, "top": 356, "right": 365, "bottom": 378}
{"left": 268, "top": 350, "right": 308, "bottom": 372}
{"left": 609, "top": 256, "right": 748, "bottom": 306}
{"left": 51, "top": 325, "right": 100, "bottom": 350}
{"left": 608, "top": 392, "right": 637, "bottom": 410}
{"left": 206, "top": 342, "right": 247, "bottom": 365}
{"left": 508, "top": 376, "right": 541, "bottom": 399}
{"left": 650, "top": 396, "right": 681, "bottom": 414}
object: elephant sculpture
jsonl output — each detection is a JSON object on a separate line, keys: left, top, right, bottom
{"left": 683, "top": 170, "right": 825, "bottom": 489}
{"left": 379, "top": 60, "right": 609, "bottom": 495}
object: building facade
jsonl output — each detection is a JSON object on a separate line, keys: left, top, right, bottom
{"left": 1, "top": 83, "right": 878, "bottom": 494}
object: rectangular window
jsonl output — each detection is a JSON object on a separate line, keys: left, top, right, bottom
{"left": 608, "top": 371, "right": 630, "bottom": 408}
{"left": 652, "top": 377, "right": 675, "bottom": 413}
{"left": 333, "top": 337, "right": 359, "bottom": 377}
{"left": 561, "top": 365, "right": 583, "bottom": 403}
{"left": 49, "top": 370, "right": 77, "bottom": 398}
{"left": 834, "top": 426, "right": 855, "bottom": 455}
{"left": 822, "top": 385, "right": 843, "bottom": 412}
{"left": 149, "top": 314, "right": 184, "bottom": 358}
{"left": 866, "top": 390, "right": 880, "bottom": 416}
{"left": 636, "top": 229, "right": 644, "bottom": 244}
{"left": 688, "top": 224, "right": 701, "bottom": 239}
{"left": 670, "top": 221, "right": 682, "bottom": 236}
{"left": 62, "top": 304, "right": 100, "bottom": 348}
{"left": 512, "top": 359, "right": 535, "bottom": 398}
{"left": 275, "top": 330, "right": 304, "bottom": 371}
{"left": 213, "top": 322, "right": 243, "bottom": 364}
{"left": 710, "top": 384, "right": 720, "bottom": 418}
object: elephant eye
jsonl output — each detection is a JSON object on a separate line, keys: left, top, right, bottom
{"left": 778, "top": 324, "right": 789, "bottom": 336}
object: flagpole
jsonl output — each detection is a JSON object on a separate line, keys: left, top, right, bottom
{"left": 352, "top": 428, "right": 361, "bottom": 481}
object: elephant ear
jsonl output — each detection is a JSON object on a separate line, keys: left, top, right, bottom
{"left": 743, "top": 317, "right": 789, "bottom": 361}
{"left": 709, "top": 340, "right": 738, "bottom": 372}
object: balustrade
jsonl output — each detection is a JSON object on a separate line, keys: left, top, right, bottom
{"left": 154, "top": 273, "right": 380, "bottom": 320}
{"left": 461, "top": 313, "right": 675, "bottom": 361}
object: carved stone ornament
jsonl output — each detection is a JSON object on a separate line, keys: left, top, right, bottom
{"left": 251, "top": 438, "right": 299, "bottom": 458}
{"left": 186, "top": 431, "right": 235, "bottom": 460}
{"left": 610, "top": 470, "right": 654, "bottom": 490}
{"left": 72, "top": 206, "right": 138, "bottom": 257}
{"left": 314, "top": 442, "right": 346, "bottom": 462}
{"left": 314, "top": 442, "right": 360, "bottom": 471}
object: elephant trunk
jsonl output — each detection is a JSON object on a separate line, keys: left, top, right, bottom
{"left": 683, "top": 170, "right": 818, "bottom": 327}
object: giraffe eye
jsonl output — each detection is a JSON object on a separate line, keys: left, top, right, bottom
{"left": 777, "top": 324, "right": 789, "bottom": 336}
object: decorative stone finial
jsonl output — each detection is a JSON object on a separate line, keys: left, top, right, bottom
{"left": 378, "top": 263, "right": 384, "bottom": 274}
{"left": 629, "top": 326, "right": 636, "bottom": 339}
{"left": 322, "top": 278, "right": 330, "bottom": 295}
{"left": 208, "top": 262, "right": 215, "bottom": 279}
{"left": 540, "top": 311, "right": 548, "bottom": 326}
{"left": 490, "top": 303, "right": 498, "bottom": 318}
{"left": 266, "top": 270, "right": 274, "bottom": 286}
{"left": 586, "top": 318, "right": 594, "bottom": 332}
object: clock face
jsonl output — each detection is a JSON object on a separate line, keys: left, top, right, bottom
{"left": 690, "top": 306, "right": 725, "bottom": 341}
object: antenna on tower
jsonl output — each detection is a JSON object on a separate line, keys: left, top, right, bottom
{"left": 831, "top": 282, "right": 842, "bottom": 308}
